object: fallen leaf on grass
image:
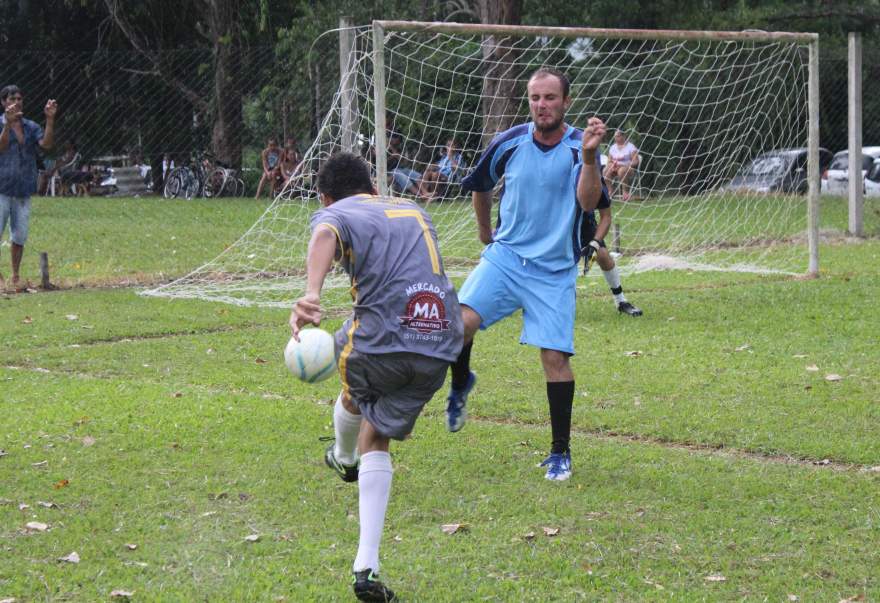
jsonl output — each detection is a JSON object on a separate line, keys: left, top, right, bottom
{"left": 792, "top": 354, "right": 807, "bottom": 359}
{"left": 824, "top": 374, "right": 842, "bottom": 382}
{"left": 82, "top": 436, "right": 96, "bottom": 447}
{"left": 58, "top": 551, "right": 80, "bottom": 564}
{"left": 18, "top": 503, "right": 29, "bottom": 511}
{"left": 125, "top": 543, "right": 138, "bottom": 550}
{"left": 393, "top": 535, "right": 402, "bottom": 542}
{"left": 542, "top": 527, "right": 560, "bottom": 536}
{"left": 238, "top": 493, "right": 251, "bottom": 502}
{"left": 22, "top": 316, "right": 32, "bottom": 324}
{"left": 31, "top": 460, "right": 48, "bottom": 468}
{"left": 244, "top": 534, "right": 261, "bottom": 542}
{"left": 865, "top": 466, "right": 880, "bottom": 473}
{"left": 440, "top": 523, "right": 469, "bottom": 535}
{"left": 813, "top": 459, "right": 831, "bottom": 466}
{"left": 65, "top": 314, "right": 78, "bottom": 321}
{"left": 255, "top": 357, "right": 268, "bottom": 364}
{"left": 839, "top": 596, "right": 866, "bottom": 603}
{"left": 73, "top": 416, "right": 90, "bottom": 426}
{"left": 0, "top": 450, "right": 6, "bottom": 458}
{"left": 37, "top": 501, "right": 58, "bottom": 509}
{"left": 53, "top": 479, "right": 69, "bottom": 489}
{"left": 201, "top": 511, "right": 217, "bottom": 517}
{"left": 0, "top": 598, "right": 18, "bottom": 603}
{"left": 522, "top": 531, "right": 536, "bottom": 541}
{"left": 644, "top": 578, "right": 664, "bottom": 590}
{"left": 805, "top": 364, "right": 819, "bottom": 372}
{"left": 25, "top": 522, "right": 49, "bottom": 532}
{"left": 172, "top": 392, "right": 183, "bottom": 398}
{"left": 704, "top": 574, "right": 726, "bottom": 582}
{"left": 110, "top": 590, "right": 134, "bottom": 599}
{"left": 0, "top": 499, "right": 12, "bottom": 505}
{"left": 734, "top": 344, "right": 751, "bottom": 352}
{"left": 788, "top": 595, "right": 799, "bottom": 602}
{"left": 624, "top": 350, "right": 643, "bottom": 357}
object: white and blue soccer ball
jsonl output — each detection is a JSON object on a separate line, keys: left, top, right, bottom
{"left": 284, "top": 329, "right": 337, "bottom": 383}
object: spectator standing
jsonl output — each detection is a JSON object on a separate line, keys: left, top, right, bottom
{"left": 0, "top": 85, "right": 57, "bottom": 292}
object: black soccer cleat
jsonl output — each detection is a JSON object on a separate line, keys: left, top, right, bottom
{"left": 617, "top": 301, "right": 643, "bottom": 317}
{"left": 324, "top": 442, "right": 359, "bottom": 482}
{"left": 353, "top": 569, "right": 397, "bottom": 602}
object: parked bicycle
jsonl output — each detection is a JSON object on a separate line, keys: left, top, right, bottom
{"left": 163, "top": 151, "right": 245, "bottom": 199}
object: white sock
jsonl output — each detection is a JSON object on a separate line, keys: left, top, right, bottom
{"left": 333, "top": 394, "right": 361, "bottom": 466}
{"left": 602, "top": 265, "right": 627, "bottom": 304}
{"left": 353, "top": 451, "right": 393, "bottom": 573}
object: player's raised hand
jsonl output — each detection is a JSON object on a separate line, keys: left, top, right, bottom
{"left": 290, "top": 292, "right": 322, "bottom": 340}
{"left": 581, "top": 116, "right": 607, "bottom": 153}
{"left": 44, "top": 99, "right": 58, "bottom": 120}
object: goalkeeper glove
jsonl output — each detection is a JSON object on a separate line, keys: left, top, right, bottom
{"left": 582, "top": 240, "right": 601, "bottom": 275}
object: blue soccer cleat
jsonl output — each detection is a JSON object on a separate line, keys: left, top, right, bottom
{"left": 445, "top": 372, "right": 476, "bottom": 433}
{"left": 540, "top": 450, "right": 572, "bottom": 481}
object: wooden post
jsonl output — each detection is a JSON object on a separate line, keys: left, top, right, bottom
{"left": 39, "top": 252, "right": 51, "bottom": 289}
{"left": 848, "top": 32, "right": 864, "bottom": 237}
{"left": 372, "top": 22, "right": 389, "bottom": 195}
{"left": 807, "top": 39, "right": 820, "bottom": 276}
{"left": 339, "top": 16, "right": 359, "bottom": 154}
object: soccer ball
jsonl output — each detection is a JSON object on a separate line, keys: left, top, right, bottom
{"left": 284, "top": 329, "right": 337, "bottom": 383}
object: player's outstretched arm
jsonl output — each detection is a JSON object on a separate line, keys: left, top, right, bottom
{"left": 289, "top": 226, "right": 338, "bottom": 339}
{"left": 577, "top": 116, "right": 607, "bottom": 212}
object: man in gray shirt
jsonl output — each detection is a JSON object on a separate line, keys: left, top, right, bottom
{"left": 290, "top": 152, "right": 463, "bottom": 602}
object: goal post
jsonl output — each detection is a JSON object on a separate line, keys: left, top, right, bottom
{"left": 144, "top": 21, "right": 821, "bottom": 308}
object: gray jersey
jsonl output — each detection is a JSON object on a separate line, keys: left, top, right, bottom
{"left": 311, "top": 194, "right": 463, "bottom": 362}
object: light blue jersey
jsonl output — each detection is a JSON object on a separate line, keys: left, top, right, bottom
{"left": 462, "top": 122, "right": 605, "bottom": 272}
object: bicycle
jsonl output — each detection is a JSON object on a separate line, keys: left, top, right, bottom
{"left": 162, "top": 151, "right": 213, "bottom": 199}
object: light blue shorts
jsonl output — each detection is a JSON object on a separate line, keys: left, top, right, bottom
{"left": 0, "top": 194, "right": 31, "bottom": 246}
{"left": 458, "top": 243, "right": 578, "bottom": 354}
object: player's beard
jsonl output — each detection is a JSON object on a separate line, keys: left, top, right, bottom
{"left": 534, "top": 113, "right": 565, "bottom": 134}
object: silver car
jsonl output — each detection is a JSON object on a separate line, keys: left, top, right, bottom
{"left": 823, "top": 146, "right": 880, "bottom": 197}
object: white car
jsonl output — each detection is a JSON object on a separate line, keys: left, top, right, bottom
{"left": 823, "top": 146, "right": 880, "bottom": 196}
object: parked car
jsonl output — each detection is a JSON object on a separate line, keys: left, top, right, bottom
{"left": 724, "top": 147, "right": 832, "bottom": 194}
{"left": 822, "top": 147, "right": 880, "bottom": 196}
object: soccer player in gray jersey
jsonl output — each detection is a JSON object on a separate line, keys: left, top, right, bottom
{"left": 290, "top": 152, "right": 463, "bottom": 602}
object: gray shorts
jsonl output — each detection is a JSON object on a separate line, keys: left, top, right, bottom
{"left": 336, "top": 344, "right": 448, "bottom": 441}
{"left": 0, "top": 194, "right": 31, "bottom": 246}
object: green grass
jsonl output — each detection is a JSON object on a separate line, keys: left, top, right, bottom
{"left": 1, "top": 194, "right": 879, "bottom": 601}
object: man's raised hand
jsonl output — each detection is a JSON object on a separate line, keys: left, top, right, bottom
{"left": 581, "top": 116, "right": 607, "bottom": 153}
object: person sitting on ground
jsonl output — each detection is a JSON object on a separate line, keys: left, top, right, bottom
{"left": 254, "top": 137, "right": 282, "bottom": 199}
{"left": 387, "top": 134, "right": 427, "bottom": 199}
{"left": 419, "top": 137, "right": 465, "bottom": 201}
{"left": 279, "top": 137, "right": 302, "bottom": 185}
{"left": 603, "top": 129, "right": 640, "bottom": 201}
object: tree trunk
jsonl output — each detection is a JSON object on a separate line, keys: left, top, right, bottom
{"left": 207, "top": 0, "right": 243, "bottom": 169}
{"left": 477, "top": 0, "right": 522, "bottom": 144}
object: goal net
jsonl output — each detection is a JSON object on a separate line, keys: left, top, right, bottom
{"left": 143, "top": 22, "right": 818, "bottom": 308}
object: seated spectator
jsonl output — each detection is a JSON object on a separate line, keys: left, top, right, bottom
{"left": 418, "top": 137, "right": 465, "bottom": 201}
{"left": 162, "top": 153, "right": 175, "bottom": 178}
{"left": 603, "top": 129, "right": 640, "bottom": 201}
{"left": 387, "top": 134, "right": 426, "bottom": 199}
{"left": 255, "top": 137, "right": 282, "bottom": 199}
{"left": 279, "top": 137, "right": 302, "bottom": 184}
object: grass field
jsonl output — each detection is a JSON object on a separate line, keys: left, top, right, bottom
{"left": 1, "top": 194, "right": 879, "bottom": 601}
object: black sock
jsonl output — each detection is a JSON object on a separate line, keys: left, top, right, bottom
{"left": 450, "top": 341, "right": 473, "bottom": 389}
{"left": 547, "top": 381, "right": 574, "bottom": 454}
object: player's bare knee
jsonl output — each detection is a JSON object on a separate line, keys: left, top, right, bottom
{"left": 597, "top": 248, "right": 614, "bottom": 271}
{"left": 540, "top": 349, "right": 572, "bottom": 381}
{"left": 358, "top": 420, "right": 391, "bottom": 453}
{"left": 461, "top": 305, "right": 481, "bottom": 342}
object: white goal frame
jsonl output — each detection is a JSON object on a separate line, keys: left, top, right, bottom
{"left": 370, "top": 20, "right": 821, "bottom": 274}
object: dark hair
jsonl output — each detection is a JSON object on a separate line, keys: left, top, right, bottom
{"left": 529, "top": 68, "right": 570, "bottom": 98}
{"left": 1, "top": 85, "right": 22, "bottom": 102}
{"left": 317, "top": 152, "right": 374, "bottom": 201}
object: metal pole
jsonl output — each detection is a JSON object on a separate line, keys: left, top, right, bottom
{"left": 807, "top": 39, "right": 820, "bottom": 276}
{"left": 372, "top": 22, "right": 389, "bottom": 196}
{"left": 339, "top": 16, "right": 358, "bottom": 154}
{"left": 848, "top": 32, "right": 864, "bottom": 237}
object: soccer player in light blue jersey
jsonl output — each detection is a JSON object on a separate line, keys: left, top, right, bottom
{"left": 444, "top": 68, "right": 608, "bottom": 481}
